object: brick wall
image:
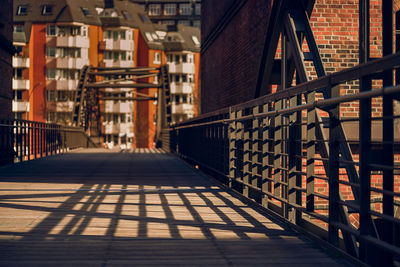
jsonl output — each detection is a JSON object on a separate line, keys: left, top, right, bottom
{"left": 201, "top": 0, "right": 272, "bottom": 113}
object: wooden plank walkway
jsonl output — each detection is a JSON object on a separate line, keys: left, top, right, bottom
{"left": 0, "top": 148, "right": 350, "bottom": 266}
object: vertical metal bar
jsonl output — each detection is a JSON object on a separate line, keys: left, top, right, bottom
{"left": 359, "top": 0, "right": 372, "bottom": 262}
{"left": 236, "top": 109, "right": 244, "bottom": 193}
{"left": 262, "top": 103, "right": 271, "bottom": 207}
{"left": 45, "top": 124, "right": 48, "bottom": 157}
{"left": 288, "top": 92, "right": 302, "bottom": 224}
{"left": 18, "top": 120, "right": 23, "bottom": 162}
{"left": 229, "top": 108, "right": 236, "bottom": 188}
{"left": 27, "top": 121, "right": 30, "bottom": 160}
{"left": 252, "top": 105, "right": 260, "bottom": 199}
{"left": 243, "top": 109, "right": 251, "bottom": 198}
{"left": 274, "top": 99, "right": 282, "bottom": 201}
{"left": 328, "top": 84, "right": 340, "bottom": 246}
{"left": 306, "top": 90, "right": 316, "bottom": 212}
{"left": 382, "top": 0, "right": 394, "bottom": 265}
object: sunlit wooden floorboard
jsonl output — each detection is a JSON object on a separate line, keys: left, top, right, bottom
{"left": 0, "top": 149, "right": 350, "bottom": 266}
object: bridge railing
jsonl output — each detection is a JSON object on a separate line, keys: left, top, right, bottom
{"left": 164, "top": 53, "right": 400, "bottom": 265}
{"left": 0, "top": 119, "right": 96, "bottom": 166}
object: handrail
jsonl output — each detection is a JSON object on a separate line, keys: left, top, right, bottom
{"left": 0, "top": 119, "right": 95, "bottom": 166}
{"left": 162, "top": 52, "right": 400, "bottom": 265}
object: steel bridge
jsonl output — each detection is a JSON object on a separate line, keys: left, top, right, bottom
{"left": 1, "top": 0, "right": 400, "bottom": 266}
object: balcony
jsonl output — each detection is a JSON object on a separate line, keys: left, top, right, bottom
{"left": 170, "top": 82, "right": 194, "bottom": 94}
{"left": 12, "top": 101, "right": 29, "bottom": 112}
{"left": 47, "top": 36, "right": 90, "bottom": 48}
{"left": 102, "top": 101, "right": 133, "bottom": 113}
{"left": 46, "top": 58, "right": 89, "bottom": 69}
{"left": 46, "top": 80, "right": 79, "bottom": 91}
{"left": 12, "top": 57, "right": 29, "bottom": 68}
{"left": 46, "top": 101, "right": 74, "bottom": 112}
{"left": 101, "top": 39, "right": 134, "bottom": 51}
{"left": 12, "top": 79, "right": 29, "bottom": 90}
{"left": 167, "top": 62, "right": 195, "bottom": 74}
{"left": 102, "top": 59, "right": 134, "bottom": 68}
{"left": 171, "top": 103, "right": 194, "bottom": 115}
{"left": 102, "top": 123, "right": 133, "bottom": 135}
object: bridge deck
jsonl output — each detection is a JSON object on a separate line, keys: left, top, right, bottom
{"left": 0, "top": 149, "right": 349, "bottom": 266}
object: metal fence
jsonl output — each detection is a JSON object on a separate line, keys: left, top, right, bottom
{"left": 163, "top": 53, "right": 400, "bottom": 266}
{"left": 0, "top": 119, "right": 96, "bottom": 166}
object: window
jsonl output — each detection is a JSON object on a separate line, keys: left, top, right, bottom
{"left": 195, "top": 4, "right": 201, "bottom": 15}
{"left": 127, "top": 51, "right": 132, "bottom": 61}
{"left": 192, "top": 36, "right": 200, "bottom": 46}
{"left": 82, "top": 26, "right": 88, "bottom": 37}
{"left": 14, "top": 25, "right": 24, "bottom": 33}
{"left": 179, "top": 4, "right": 192, "bottom": 15}
{"left": 46, "top": 69, "right": 56, "bottom": 80}
{"left": 193, "top": 20, "right": 201, "bottom": 28}
{"left": 164, "top": 4, "right": 176, "bottom": 15}
{"left": 81, "top": 7, "right": 91, "bottom": 16}
{"left": 178, "top": 20, "right": 190, "bottom": 26}
{"left": 175, "top": 55, "right": 180, "bottom": 63}
{"left": 188, "top": 54, "right": 194, "bottom": 63}
{"left": 120, "top": 114, "right": 126, "bottom": 123}
{"left": 148, "top": 4, "right": 161, "bottom": 16}
{"left": 13, "top": 68, "right": 23, "bottom": 79}
{"left": 188, "top": 74, "right": 194, "bottom": 83}
{"left": 104, "top": 51, "right": 112, "bottom": 60}
{"left": 122, "top": 11, "right": 132, "bottom": 20}
{"left": 42, "top": 5, "right": 52, "bottom": 15}
{"left": 113, "top": 114, "right": 119, "bottom": 123}
{"left": 104, "top": 30, "right": 112, "bottom": 39}
{"left": 16, "top": 5, "right": 28, "bottom": 16}
{"left": 153, "top": 52, "right": 161, "bottom": 64}
{"left": 145, "top": 32, "right": 153, "bottom": 42}
{"left": 139, "top": 13, "right": 149, "bottom": 23}
{"left": 182, "top": 54, "right": 187, "bottom": 63}
{"left": 46, "top": 25, "right": 56, "bottom": 36}
{"left": 175, "top": 95, "right": 180, "bottom": 103}
{"left": 121, "top": 51, "right": 126, "bottom": 61}
{"left": 182, "top": 75, "right": 187, "bottom": 83}
{"left": 175, "top": 75, "right": 179, "bottom": 82}
{"left": 167, "top": 54, "right": 173, "bottom": 63}
{"left": 46, "top": 90, "right": 55, "bottom": 101}
{"left": 113, "top": 52, "right": 119, "bottom": 61}
{"left": 113, "top": 31, "right": 118, "bottom": 41}
{"left": 182, "top": 94, "right": 187, "bottom": 103}
{"left": 46, "top": 47, "right": 56, "bottom": 57}
{"left": 120, "top": 31, "right": 126, "bottom": 40}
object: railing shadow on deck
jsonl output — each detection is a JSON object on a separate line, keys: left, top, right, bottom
{"left": 0, "top": 150, "right": 336, "bottom": 265}
{"left": 159, "top": 53, "right": 400, "bottom": 266}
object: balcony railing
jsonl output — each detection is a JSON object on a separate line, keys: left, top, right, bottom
{"left": 102, "top": 59, "right": 134, "bottom": 68}
{"left": 167, "top": 62, "right": 195, "bottom": 74}
{"left": 12, "top": 101, "right": 29, "bottom": 113}
{"left": 46, "top": 101, "right": 74, "bottom": 112}
{"left": 170, "top": 82, "right": 194, "bottom": 94}
{"left": 46, "top": 80, "right": 79, "bottom": 91}
{"left": 102, "top": 101, "right": 134, "bottom": 113}
{"left": 171, "top": 103, "right": 194, "bottom": 115}
{"left": 12, "top": 79, "right": 29, "bottom": 90}
{"left": 12, "top": 57, "right": 29, "bottom": 68}
{"left": 100, "top": 39, "right": 134, "bottom": 51}
{"left": 46, "top": 58, "right": 89, "bottom": 70}
{"left": 46, "top": 36, "right": 90, "bottom": 48}
{"left": 102, "top": 123, "right": 133, "bottom": 135}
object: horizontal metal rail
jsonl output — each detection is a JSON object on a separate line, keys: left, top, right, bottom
{"left": 162, "top": 52, "right": 400, "bottom": 265}
{"left": 0, "top": 119, "right": 94, "bottom": 166}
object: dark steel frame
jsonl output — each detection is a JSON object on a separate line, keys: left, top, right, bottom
{"left": 0, "top": 119, "right": 95, "bottom": 166}
{"left": 163, "top": 0, "right": 400, "bottom": 264}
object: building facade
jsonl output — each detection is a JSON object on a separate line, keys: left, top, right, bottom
{"left": 13, "top": 0, "right": 200, "bottom": 148}
{"left": 129, "top": 0, "right": 201, "bottom": 28}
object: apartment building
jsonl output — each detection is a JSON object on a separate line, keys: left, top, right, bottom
{"left": 129, "top": 0, "right": 201, "bottom": 28}
{"left": 13, "top": 0, "right": 200, "bottom": 149}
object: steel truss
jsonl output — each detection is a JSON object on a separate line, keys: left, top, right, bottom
{"left": 71, "top": 65, "right": 171, "bottom": 145}
{"left": 165, "top": 0, "right": 400, "bottom": 265}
